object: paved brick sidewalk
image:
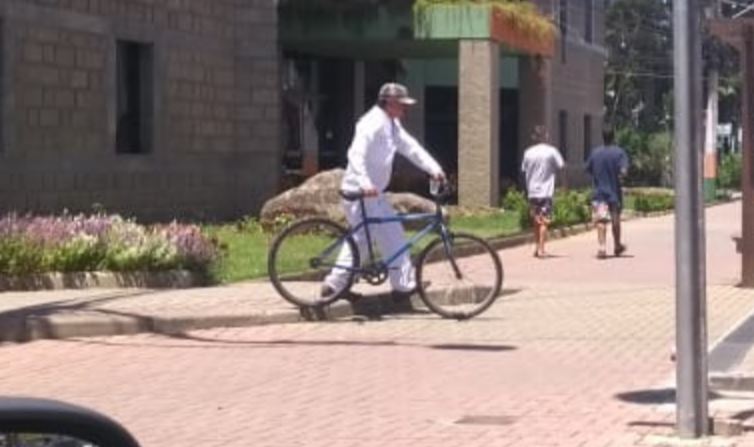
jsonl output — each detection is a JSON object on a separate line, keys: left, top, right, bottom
{"left": 0, "top": 202, "right": 743, "bottom": 342}
{"left": 2, "top": 202, "right": 754, "bottom": 446}
{"left": 1, "top": 282, "right": 753, "bottom": 447}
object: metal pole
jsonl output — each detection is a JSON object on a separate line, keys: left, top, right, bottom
{"left": 741, "top": 27, "right": 754, "bottom": 286}
{"left": 673, "top": 0, "right": 709, "bottom": 438}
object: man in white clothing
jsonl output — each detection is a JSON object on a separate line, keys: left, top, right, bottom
{"left": 521, "top": 125, "right": 565, "bottom": 258}
{"left": 322, "top": 83, "right": 445, "bottom": 301}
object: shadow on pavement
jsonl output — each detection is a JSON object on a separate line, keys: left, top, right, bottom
{"left": 629, "top": 418, "right": 754, "bottom": 434}
{"left": 0, "top": 287, "right": 520, "bottom": 343}
{"left": 627, "top": 420, "right": 673, "bottom": 428}
{"left": 615, "top": 388, "right": 724, "bottom": 405}
{"left": 60, "top": 331, "right": 518, "bottom": 353}
{"left": 728, "top": 409, "right": 754, "bottom": 428}
{"left": 0, "top": 291, "right": 166, "bottom": 342}
{"left": 429, "top": 343, "right": 516, "bottom": 352}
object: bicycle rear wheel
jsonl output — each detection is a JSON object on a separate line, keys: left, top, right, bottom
{"left": 416, "top": 232, "right": 503, "bottom": 319}
{"left": 268, "top": 218, "right": 359, "bottom": 307}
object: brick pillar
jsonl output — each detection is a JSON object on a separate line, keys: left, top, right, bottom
{"left": 458, "top": 39, "right": 500, "bottom": 207}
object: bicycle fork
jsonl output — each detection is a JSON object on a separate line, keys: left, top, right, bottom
{"left": 439, "top": 226, "right": 463, "bottom": 280}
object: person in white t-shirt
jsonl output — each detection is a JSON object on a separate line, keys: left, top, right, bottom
{"left": 520, "top": 126, "right": 565, "bottom": 258}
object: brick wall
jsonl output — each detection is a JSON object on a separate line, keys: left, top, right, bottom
{"left": 0, "top": 0, "right": 280, "bottom": 221}
{"left": 15, "top": 24, "right": 107, "bottom": 155}
{"left": 534, "top": 0, "right": 607, "bottom": 187}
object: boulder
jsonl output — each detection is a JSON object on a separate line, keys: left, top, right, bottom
{"left": 386, "top": 192, "right": 435, "bottom": 215}
{"left": 260, "top": 169, "right": 436, "bottom": 228}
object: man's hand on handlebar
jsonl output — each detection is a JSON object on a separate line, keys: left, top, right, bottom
{"left": 362, "top": 186, "right": 379, "bottom": 197}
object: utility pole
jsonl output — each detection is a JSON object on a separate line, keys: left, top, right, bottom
{"left": 673, "top": 0, "right": 709, "bottom": 438}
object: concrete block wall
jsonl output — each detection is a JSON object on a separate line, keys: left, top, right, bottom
{"left": 529, "top": 0, "right": 607, "bottom": 188}
{"left": 0, "top": 0, "right": 280, "bottom": 221}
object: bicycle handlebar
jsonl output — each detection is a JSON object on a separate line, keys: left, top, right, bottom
{"left": 340, "top": 180, "right": 452, "bottom": 203}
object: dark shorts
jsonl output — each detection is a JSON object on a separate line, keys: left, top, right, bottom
{"left": 529, "top": 198, "right": 553, "bottom": 220}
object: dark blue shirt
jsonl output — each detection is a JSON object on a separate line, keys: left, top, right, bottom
{"left": 585, "top": 145, "right": 629, "bottom": 205}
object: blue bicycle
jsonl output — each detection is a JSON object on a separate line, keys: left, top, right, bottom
{"left": 267, "top": 181, "right": 503, "bottom": 319}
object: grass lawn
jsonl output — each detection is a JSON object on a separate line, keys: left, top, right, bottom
{"left": 205, "top": 210, "right": 522, "bottom": 284}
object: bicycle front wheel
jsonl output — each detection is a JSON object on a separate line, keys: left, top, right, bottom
{"left": 268, "top": 218, "right": 359, "bottom": 307}
{"left": 416, "top": 232, "right": 503, "bottom": 320}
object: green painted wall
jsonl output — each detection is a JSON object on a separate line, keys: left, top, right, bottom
{"left": 405, "top": 57, "right": 519, "bottom": 89}
{"left": 413, "top": 4, "right": 494, "bottom": 40}
{"left": 281, "top": 4, "right": 414, "bottom": 42}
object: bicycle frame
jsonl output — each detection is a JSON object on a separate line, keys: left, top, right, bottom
{"left": 318, "top": 198, "right": 452, "bottom": 274}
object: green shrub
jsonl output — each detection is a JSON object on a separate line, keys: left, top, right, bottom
{"left": 501, "top": 189, "right": 530, "bottom": 228}
{"left": 616, "top": 128, "right": 673, "bottom": 187}
{"left": 0, "top": 237, "right": 45, "bottom": 275}
{"left": 502, "top": 189, "right": 591, "bottom": 229}
{"left": 718, "top": 152, "right": 742, "bottom": 190}
{"left": 103, "top": 220, "right": 180, "bottom": 271}
{"left": 44, "top": 235, "right": 107, "bottom": 272}
{"left": 630, "top": 191, "right": 674, "bottom": 213}
{"left": 551, "top": 190, "right": 591, "bottom": 228}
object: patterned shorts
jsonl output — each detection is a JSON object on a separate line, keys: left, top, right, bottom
{"left": 529, "top": 198, "right": 553, "bottom": 220}
{"left": 592, "top": 201, "right": 619, "bottom": 223}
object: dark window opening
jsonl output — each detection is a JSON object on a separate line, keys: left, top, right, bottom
{"left": 559, "top": 110, "right": 569, "bottom": 160}
{"left": 116, "top": 40, "right": 153, "bottom": 154}
{"left": 424, "top": 86, "right": 458, "bottom": 180}
{"left": 585, "top": 0, "right": 594, "bottom": 43}
{"left": 583, "top": 115, "right": 592, "bottom": 161}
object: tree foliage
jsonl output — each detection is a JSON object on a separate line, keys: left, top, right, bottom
{"left": 605, "top": 0, "right": 673, "bottom": 131}
{"left": 605, "top": 0, "right": 740, "bottom": 133}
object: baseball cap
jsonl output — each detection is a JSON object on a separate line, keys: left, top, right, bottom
{"left": 378, "top": 82, "right": 417, "bottom": 105}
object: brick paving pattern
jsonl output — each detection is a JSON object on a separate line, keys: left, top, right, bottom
{"left": 2, "top": 202, "right": 754, "bottom": 446}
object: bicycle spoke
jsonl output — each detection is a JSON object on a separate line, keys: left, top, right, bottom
{"left": 269, "top": 219, "right": 358, "bottom": 307}
{"left": 416, "top": 233, "right": 502, "bottom": 319}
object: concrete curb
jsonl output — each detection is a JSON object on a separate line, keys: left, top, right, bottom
{"left": 0, "top": 291, "right": 416, "bottom": 342}
{"left": 0, "top": 270, "right": 209, "bottom": 292}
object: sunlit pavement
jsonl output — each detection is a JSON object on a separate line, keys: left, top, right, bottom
{"left": 3, "top": 202, "right": 754, "bottom": 447}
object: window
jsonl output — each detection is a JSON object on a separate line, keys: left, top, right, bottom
{"left": 559, "top": 0, "right": 568, "bottom": 63}
{"left": 583, "top": 115, "right": 592, "bottom": 161}
{"left": 559, "top": 110, "right": 568, "bottom": 160}
{"left": 116, "top": 40, "right": 153, "bottom": 154}
{"left": 585, "top": 0, "right": 594, "bottom": 43}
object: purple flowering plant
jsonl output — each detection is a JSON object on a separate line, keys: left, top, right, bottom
{"left": 0, "top": 213, "right": 219, "bottom": 275}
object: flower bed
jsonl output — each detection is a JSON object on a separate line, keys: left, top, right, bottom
{"left": 0, "top": 213, "right": 219, "bottom": 276}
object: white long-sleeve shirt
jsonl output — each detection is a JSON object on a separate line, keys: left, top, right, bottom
{"left": 341, "top": 106, "right": 444, "bottom": 193}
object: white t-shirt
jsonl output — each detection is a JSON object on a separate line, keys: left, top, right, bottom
{"left": 521, "top": 143, "right": 565, "bottom": 199}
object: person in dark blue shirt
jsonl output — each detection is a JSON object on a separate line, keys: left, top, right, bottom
{"left": 585, "top": 126, "right": 630, "bottom": 259}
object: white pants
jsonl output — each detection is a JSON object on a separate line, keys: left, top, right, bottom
{"left": 324, "top": 195, "right": 416, "bottom": 292}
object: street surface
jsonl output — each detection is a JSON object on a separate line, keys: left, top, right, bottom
{"left": 3, "top": 202, "right": 754, "bottom": 447}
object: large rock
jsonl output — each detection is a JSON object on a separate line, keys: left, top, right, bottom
{"left": 260, "top": 169, "right": 436, "bottom": 227}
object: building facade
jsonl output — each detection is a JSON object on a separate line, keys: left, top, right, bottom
{"left": 280, "top": 0, "right": 607, "bottom": 204}
{"left": 1, "top": 0, "right": 279, "bottom": 221}
{"left": 5, "top": 0, "right": 605, "bottom": 219}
